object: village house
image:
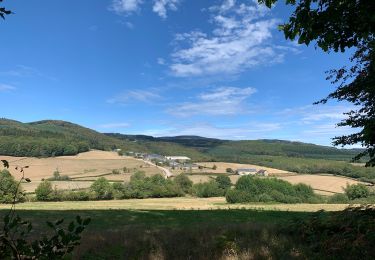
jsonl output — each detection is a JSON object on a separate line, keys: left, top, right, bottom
{"left": 236, "top": 168, "right": 258, "bottom": 176}
{"left": 165, "top": 156, "right": 191, "bottom": 163}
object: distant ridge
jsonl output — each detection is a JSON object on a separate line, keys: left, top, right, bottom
{"left": 0, "top": 118, "right": 362, "bottom": 161}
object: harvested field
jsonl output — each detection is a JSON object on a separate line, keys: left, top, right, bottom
{"left": 21, "top": 181, "right": 93, "bottom": 193}
{"left": 195, "top": 162, "right": 291, "bottom": 176}
{"left": 278, "top": 175, "right": 365, "bottom": 195}
{"left": 1, "top": 151, "right": 163, "bottom": 191}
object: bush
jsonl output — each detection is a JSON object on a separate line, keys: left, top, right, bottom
{"left": 0, "top": 169, "right": 25, "bottom": 203}
{"left": 226, "top": 176, "right": 318, "bottom": 204}
{"left": 226, "top": 168, "right": 234, "bottom": 173}
{"left": 215, "top": 175, "right": 232, "bottom": 191}
{"left": 47, "top": 169, "right": 70, "bottom": 181}
{"left": 90, "top": 177, "right": 113, "bottom": 200}
{"left": 61, "top": 190, "right": 91, "bottom": 201}
{"left": 225, "top": 189, "right": 253, "bottom": 203}
{"left": 328, "top": 193, "right": 350, "bottom": 204}
{"left": 173, "top": 174, "right": 193, "bottom": 194}
{"left": 344, "top": 183, "right": 370, "bottom": 200}
{"left": 121, "top": 173, "right": 183, "bottom": 199}
{"left": 112, "top": 169, "right": 121, "bottom": 175}
{"left": 35, "top": 180, "right": 60, "bottom": 201}
{"left": 192, "top": 181, "right": 224, "bottom": 198}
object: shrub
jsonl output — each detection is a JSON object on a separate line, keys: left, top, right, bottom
{"left": 192, "top": 181, "right": 224, "bottom": 198}
{"left": 344, "top": 183, "right": 370, "bottom": 200}
{"left": 225, "top": 189, "right": 253, "bottom": 203}
{"left": 212, "top": 165, "right": 217, "bottom": 170}
{"left": 48, "top": 169, "right": 70, "bottom": 181}
{"left": 294, "top": 183, "right": 315, "bottom": 200}
{"left": 0, "top": 169, "right": 24, "bottom": 203}
{"left": 112, "top": 169, "right": 121, "bottom": 175}
{"left": 90, "top": 177, "right": 113, "bottom": 200}
{"left": 227, "top": 176, "right": 318, "bottom": 204}
{"left": 35, "top": 180, "right": 60, "bottom": 201}
{"left": 62, "top": 190, "right": 91, "bottom": 201}
{"left": 131, "top": 171, "right": 146, "bottom": 181}
{"left": 122, "top": 174, "right": 183, "bottom": 199}
{"left": 226, "top": 168, "right": 234, "bottom": 173}
{"left": 215, "top": 175, "right": 232, "bottom": 191}
{"left": 173, "top": 174, "right": 193, "bottom": 194}
{"left": 328, "top": 193, "right": 350, "bottom": 204}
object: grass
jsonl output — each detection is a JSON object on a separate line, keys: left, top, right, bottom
{"left": 0, "top": 197, "right": 350, "bottom": 211}
{"left": 0, "top": 198, "right": 356, "bottom": 259}
{"left": 0, "top": 206, "right": 315, "bottom": 259}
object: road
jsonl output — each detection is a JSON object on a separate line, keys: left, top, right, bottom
{"left": 137, "top": 158, "right": 173, "bottom": 178}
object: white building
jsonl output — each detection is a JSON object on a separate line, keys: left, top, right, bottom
{"left": 236, "top": 168, "right": 257, "bottom": 176}
{"left": 165, "top": 156, "right": 191, "bottom": 162}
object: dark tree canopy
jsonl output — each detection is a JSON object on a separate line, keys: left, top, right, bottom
{"left": 259, "top": 0, "right": 375, "bottom": 166}
{"left": 0, "top": 0, "right": 11, "bottom": 19}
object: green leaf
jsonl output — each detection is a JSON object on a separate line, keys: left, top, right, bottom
{"left": 55, "top": 218, "right": 64, "bottom": 225}
{"left": 68, "top": 222, "right": 75, "bottom": 232}
{"left": 76, "top": 215, "right": 82, "bottom": 225}
{"left": 1, "top": 160, "right": 9, "bottom": 168}
{"left": 83, "top": 218, "right": 91, "bottom": 225}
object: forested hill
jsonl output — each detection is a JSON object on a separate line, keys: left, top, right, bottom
{"left": 0, "top": 119, "right": 208, "bottom": 159}
{"left": 0, "top": 118, "right": 362, "bottom": 162}
{"left": 106, "top": 133, "right": 362, "bottom": 161}
{"left": 0, "top": 119, "right": 128, "bottom": 157}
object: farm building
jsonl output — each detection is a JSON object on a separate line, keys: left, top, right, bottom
{"left": 144, "top": 154, "right": 166, "bottom": 162}
{"left": 165, "top": 156, "right": 191, "bottom": 162}
{"left": 236, "top": 168, "right": 257, "bottom": 176}
{"left": 181, "top": 163, "right": 199, "bottom": 171}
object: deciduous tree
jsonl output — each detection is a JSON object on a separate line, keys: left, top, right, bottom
{"left": 259, "top": 0, "right": 375, "bottom": 165}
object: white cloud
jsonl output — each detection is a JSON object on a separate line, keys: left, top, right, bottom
{"left": 170, "top": 0, "right": 292, "bottom": 77}
{"left": 153, "top": 0, "right": 180, "bottom": 18}
{"left": 280, "top": 105, "right": 351, "bottom": 124}
{"left": 140, "top": 122, "right": 281, "bottom": 140}
{"left": 109, "top": 0, "right": 143, "bottom": 15}
{"left": 157, "top": 58, "right": 166, "bottom": 65}
{"left": 108, "top": 89, "right": 161, "bottom": 104}
{"left": 109, "top": 0, "right": 180, "bottom": 18}
{"left": 168, "top": 86, "right": 256, "bottom": 116}
{"left": 98, "top": 122, "right": 130, "bottom": 129}
{"left": 0, "top": 83, "right": 16, "bottom": 92}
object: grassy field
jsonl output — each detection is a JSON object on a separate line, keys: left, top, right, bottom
{"left": 0, "top": 197, "right": 350, "bottom": 211}
{"left": 0, "top": 199, "right": 335, "bottom": 259}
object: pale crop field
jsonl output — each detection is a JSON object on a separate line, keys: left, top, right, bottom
{"left": 186, "top": 172, "right": 367, "bottom": 195}
{"left": 0, "top": 197, "right": 350, "bottom": 212}
{"left": 278, "top": 175, "right": 364, "bottom": 195}
{"left": 195, "top": 162, "right": 292, "bottom": 176}
{"left": 1, "top": 150, "right": 163, "bottom": 192}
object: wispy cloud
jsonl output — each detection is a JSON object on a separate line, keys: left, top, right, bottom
{"left": 280, "top": 105, "right": 351, "bottom": 124}
{"left": 98, "top": 122, "right": 131, "bottom": 129}
{"left": 140, "top": 121, "right": 281, "bottom": 140}
{"left": 167, "top": 86, "right": 256, "bottom": 116}
{"left": 108, "top": 89, "right": 161, "bottom": 104}
{"left": 0, "top": 83, "right": 16, "bottom": 92}
{"left": 0, "top": 65, "right": 56, "bottom": 80}
{"left": 153, "top": 0, "right": 180, "bottom": 18}
{"left": 110, "top": 0, "right": 180, "bottom": 18}
{"left": 109, "top": 0, "right": 143, "bottom": 15}
{"left": 169, "top": 0, "right": 294, "bottom": 77}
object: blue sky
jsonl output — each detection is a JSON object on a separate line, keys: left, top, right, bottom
{"left": 0, "top": 0, "right": 354, "bottom": 145}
